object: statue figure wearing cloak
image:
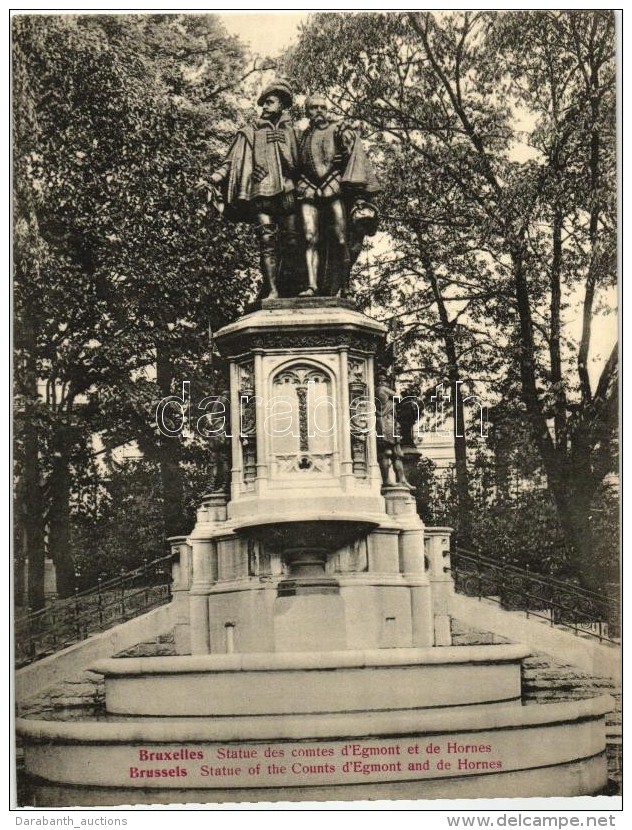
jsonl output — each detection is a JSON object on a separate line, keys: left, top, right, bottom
{"left": 296, "top": 93, "right": 381, "bottom": 297}
{"left": 208, "top": 80, "right": 303, "bottom": 298}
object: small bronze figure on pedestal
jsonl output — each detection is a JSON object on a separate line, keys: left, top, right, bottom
{"left": 206, "top": 389, "right": 232, "bottom": 494}
{"left": 375, "top": 371, "right": 414, "bottom": 490}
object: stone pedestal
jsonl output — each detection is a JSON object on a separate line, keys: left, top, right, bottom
{"left": 168, "top": 536, "right": 191, "bottom": 655}
{"left": 17, "top": 297, "right": 612, "bottom": 804}
{"left": 180, "top": 298, "right": 439, "bottom": 653}
{"left": 384, "top": 485, "right": 433, "bottom": 647}
{"left": 425, "top": 526, "right": 454, "bottom": 646}
{"left": 217, "top": 297, "right": 387, "bottom": 525}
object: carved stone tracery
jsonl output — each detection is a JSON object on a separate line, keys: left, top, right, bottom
{"left": 222, "top": 330, "right": 380, "bottom": 356}
{"left": 271, "top": 365, "right": 333, "bottom": 476}
{"left": 348, "top": 356, "right": 369, "bottom": 477}
{"left": 239, "top": 360, "right": 257, "bottom": 484}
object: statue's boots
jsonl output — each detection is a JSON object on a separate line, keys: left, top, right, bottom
{"left": 279, "top": 224, "right": 306, "bottom": 295}
{"left": 330, "top": 240, "right": 352, "bottom": 298}
{"left": 257, "top": 224, "right": 280, "bottom": 298}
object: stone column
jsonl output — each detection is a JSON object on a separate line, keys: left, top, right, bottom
{"left": 203, "top": 493, "right": 229, "bottom": 523}
{"left": 254, "top": 351, "right": 269, "bottom": 486}
{"left": 365, "top": 354, "right": 382, "bottom": 485}
{"left": 338, "top": 349, "right": 354, "bottom": 485}
{"left": 366, "top": 526, "right": 400, "bottom": 573}
{"left": 188, "top": 494, "right": 225, "bottom": 654}
{"left": 229, "top": 360, "right": 242, "bottom": 502}
{"left": 189, "top": 540, "right": 215, "bottom": 654}
{"left": 384, "top": 485, "right": 433, "bottom": 647}
{"left": 168, "top": 536, "right": 191, "bottom": 655}
{"left": 424, "top": 526, "right": 454, "bottom": 646}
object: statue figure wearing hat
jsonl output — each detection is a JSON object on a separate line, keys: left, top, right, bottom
{"left": 206, "top": 80, "right": 302, "bottom": 299}
{"left": 296, "top": 93, "right": 381, "bottom": 298}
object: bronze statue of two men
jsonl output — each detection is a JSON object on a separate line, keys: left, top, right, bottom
{"left": 208, "top": 80, "right": 380, "bottom": 299}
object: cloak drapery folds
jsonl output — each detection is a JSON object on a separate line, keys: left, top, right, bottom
{"left": 339, "top": 126, "right": 381, "bottom": 196}
{"left": 216, "top": 115, "right": 299, "bottom": 220}
{"left": 296, "top": 122, "right": 381, "bottom": 203}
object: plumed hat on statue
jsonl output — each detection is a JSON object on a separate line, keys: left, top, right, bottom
{"left": 257, "top": 79, "right": 294, "bottom": 109}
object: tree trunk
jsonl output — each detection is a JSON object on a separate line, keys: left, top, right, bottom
{"left": 21, "top": 326, "right": 46, "bottom": 611}
{"left": 159, "top": 447, "right": 187, "bottom": 537}
{"left": 420, "top": 241, "right": 473, "bottom": 542}
{"left": 553, "top": 488, "right": 603, "bottom": 595}
{"left": 510, "top": 244, "right": 614, "bottom": 594}
{"left": 549, "top": 209, "right": 567, "bottom": 452}
{"left": 14, "top": 525, "right": 26, "bottom": 607}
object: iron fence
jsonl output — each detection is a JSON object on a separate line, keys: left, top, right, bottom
{"left": 451, "top": 546, "right": 619, "bottom": 644}
{"left": 15, "top": 554, "right": 173, "bottom": 668}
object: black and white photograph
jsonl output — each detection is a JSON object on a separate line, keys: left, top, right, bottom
{"left": 12, "top": 9, "right": 621, "bottom": 812}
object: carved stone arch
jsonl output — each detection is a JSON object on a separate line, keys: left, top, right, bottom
{"left": 268, "top": 360, "right": 336, "bottom": 476}
{"left": 270, "top": 356, "right": 334, "bottom": 386}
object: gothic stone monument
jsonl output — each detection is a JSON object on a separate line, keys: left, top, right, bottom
{"left": 17, "top": 82, "right": 611, "bottom": 805}
{"left": 17, "top": 293, "right": 611, "bottom": 804}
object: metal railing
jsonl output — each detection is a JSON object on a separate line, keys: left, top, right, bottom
{"left": 15, "top": 554, "right": 173, "bottom": 668}
{"left": 451, "top": 546, "right": 620, "bottom": 644}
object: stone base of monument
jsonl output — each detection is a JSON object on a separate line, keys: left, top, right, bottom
{"left": 25, "top": 755, "right": 609, "bottom": 807}
{"left": 18, "top": 688, "right": 611, "bottom": 804}
{"left": 18, "top": 646, "right": 611, "bottom": 803}
{"left": 16, "top": 299, "right": 613, "bottom": 804}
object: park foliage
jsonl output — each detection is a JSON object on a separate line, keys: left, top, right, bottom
{"left": 13, "top": 12, "right": 618, "bottom": 608}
